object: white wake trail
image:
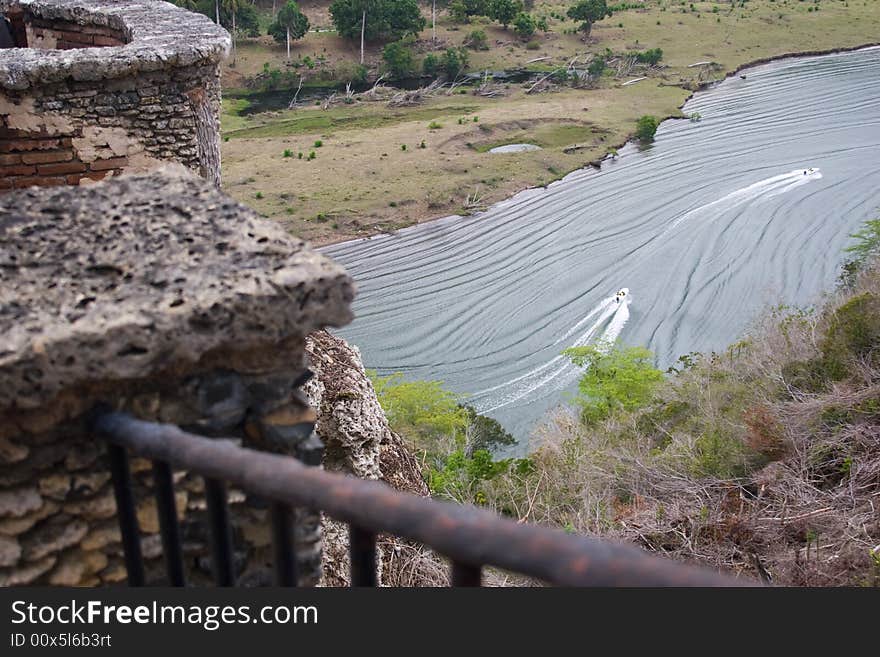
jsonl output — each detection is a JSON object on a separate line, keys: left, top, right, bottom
{"left": 474, "top": 294, "right": 629, "bottom": 413}
{"left": 664, "top": 169, "right": 822, "bottom": 233}
{"left": 595, "top": 298, "right": 630, "bottom": 353}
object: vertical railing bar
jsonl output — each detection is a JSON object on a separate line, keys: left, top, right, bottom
{"left": 152, "top": 460, "right": 186, "bottom": 587}
{"left": 270, "top": 501, "right": 297, "bottom": 587}
{"left": 205, "top": 477, "right": 235, "bottom": 586}
{"left": 450, "top": 561, "right": 482, "bottom": 587}
{"left": 107, "top": 442, "right": 145, "bottom": 586}
{"left": 349, "top": 525, "right": 377, "bottom": 587}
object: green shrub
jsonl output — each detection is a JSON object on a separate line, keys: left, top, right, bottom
{"left": 283, "top": 149, "right": 293, "bottom": 157}
{"left": 635, "top": 115, "right": 660, "bottom": 143}
{"left": 428, "top": 121, "right": 443, "bottom": 129}
{"left": 464, "top": 29, "right": 489, "bottom": 50}
{"left": 382, "top": 40, "right": 415, "bottom": 79}
{"left": 423, "top": 53, "right": 439, "bottom": 77}
{"left": 442, "top": 47, "right": 469, "bottom": 79}
{"left": 314, "top": 139, "right": 323, "bottom": 148}
{"left": 636, "top": 47, "right": 663, "bottom": 65}
{"left": 819, "top": 293, "right": 880, "bottom": 379}
{"left": 563, "top": 344, "right": 664, "bottom": 425}
{"left": 513, "top": 12, "right": 536, "bottom": 39}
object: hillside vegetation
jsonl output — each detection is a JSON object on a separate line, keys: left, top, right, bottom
{"left": 376, "top": 220, "right": 880, "bottom": 586}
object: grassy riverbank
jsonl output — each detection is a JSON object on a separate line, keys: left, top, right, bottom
{"left": 220, "top": 0, "right": 880, "bottom": 245}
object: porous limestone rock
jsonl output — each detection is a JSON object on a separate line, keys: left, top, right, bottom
{"left": 0, "top": 170, "right": 355, "bottom": 411}
{"left": 305, "top": 330, "right": 433, "bottom": 586}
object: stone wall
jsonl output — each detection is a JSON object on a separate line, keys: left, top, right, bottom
{"left": 0, "top": 1, "right": 229, "bottom": 190}
{"left": 0, "top": 171, "right": 355, "bottom": 586}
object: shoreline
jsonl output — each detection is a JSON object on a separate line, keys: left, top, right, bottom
{"left": 312, "top": 42, "right": 880, "bottom": 250}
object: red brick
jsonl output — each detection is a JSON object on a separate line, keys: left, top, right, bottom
{"left": 55, "top": 30, "right": 93, "bottom": 44}
{"left": 0, "top": 153, "right": 22, "bottom": 165}
{"left": 93, "top": 35, "right": 123, "bottom": 47}
{"left": 21, "top": 150, "right": 73, "bottom": 165}
{"left": 0, "top": 138, "right": 61, "bottom": 153}
{"left": 87, "top": 25, "right": 124, "bottom": 38}
{"left": 12, "top": 176, "right": 67, "bottom": 189}
{"left": 37, "top": 161, "right": 87, "bottom": 175}
{"left": 0, "top": 164, "right": 36, "bottom": 176}
{"left": 56, "top": 41, "right": 82, "bottom": 50}
{"left": 89, "top": 156, "right": 128, "bottom": 171}
{"left": 0, "top": 178, "right": 13, "bottom": 190}
{"left": 74, "top": 171, "right": 109, "bottom": 184}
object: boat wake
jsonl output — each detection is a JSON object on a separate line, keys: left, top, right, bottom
{"left": 471, "top": 290, "right": 631, "bottom": 413}
{"left": 665, "top": 168, "right": 823, "bottom": 234}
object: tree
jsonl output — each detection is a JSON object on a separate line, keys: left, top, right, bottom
{"left": 635, "top": 115, "right": 659, "bottom": 143}
{"left": 423, "top": 52, "right": 439, "bottom": 76}
{"left": 488, "top": 0, "right": 522, "bottom": 28}
{"left": 271, "top": 1, "right": 309, "bottom": 60}
{"left": 566, "top": 0, "right": 612, "bottom": 38}
{"left": 512, "top": 12, "right": 535, "bottom": 39}
{"left": 382, "top": 40, "right": 415, "bottom": 78}
{"left": 369, "top": 372, "right": 468, "bottom": 458}
{"left": 563, "top": 344, "right": 664, "bottom": 425}
{"left": 587, "top": 54, "right": 605, "bottom": 77}
{"left": 442, "top": 47, "right": 469, "bottom": 79}
{"left": 463, "top": 29, "right": 488, "bottom": 50}
{"left": 330, "top": 0, "right": 426, "bottom": 64}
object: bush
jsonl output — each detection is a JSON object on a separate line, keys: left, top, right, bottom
{"left": 636, "top": 47, "right": 663, "bottom": 66}
{"left": 464, "top": 29, "right": 489, "bottom": 50}
{"left": 635, "top": 115, "right": 659, "bottom": 143}
{"left": 563, "top": 344, "right": 664, "bottom": 425}
{"left": 587, "top": 55, "right": 606, "bottom": 77}
{"left": 382, "top": 40, "right": 415, "bottom": 79}
{"left": 314, "top": 139, "right": 323, "bottom": 148}
{"left": 283, "top": 149, "right": 293, "bottom": 157}
{"left": 442, "top": 47, "right": 469, "bottom": 79}
{"left": 513, "top": 12, "right": 536, "bottom": 39}
{"left": 842, "top": 217, "right": 880, "bottom": 282}
{"left": 369, "top": 372, "right": 470, "bottom": 465}
{"left": 422, "top": 53, "right": 439, "bottom": 77}
{"left": 525, "top": 40, "right": 540, "bottom": 50}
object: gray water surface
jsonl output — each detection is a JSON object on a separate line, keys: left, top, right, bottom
{"left": 324, "top": 47, "right": 880, "bottom": 446}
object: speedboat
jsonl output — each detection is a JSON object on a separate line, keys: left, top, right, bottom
{"left": 614, "top": 288, "right": 629, "bottom": 303}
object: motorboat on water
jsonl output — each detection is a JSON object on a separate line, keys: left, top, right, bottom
{"left": 614, "top": 288, "right": 629, "bottom": 303}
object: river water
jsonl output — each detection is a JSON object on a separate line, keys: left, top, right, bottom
{"left": 324, "top": 47, "right": 880, "bottom": 446}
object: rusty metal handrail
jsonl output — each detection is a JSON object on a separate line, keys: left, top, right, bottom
{"left": 93, "top": 410, "right": 753, "bottom": 587}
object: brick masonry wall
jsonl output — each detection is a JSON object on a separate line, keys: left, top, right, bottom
{"left": 0, "top": 63, "right": 222, "bottom": 190}
{"left": 25, "top": 18, "right": 126, "bottom": 49}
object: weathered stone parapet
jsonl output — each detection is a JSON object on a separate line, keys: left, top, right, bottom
{"left": 0, "top": 1, "right": 230, "bottom": 188}
{"left": 0, "top": 170, "right": 355, "bottom": 586}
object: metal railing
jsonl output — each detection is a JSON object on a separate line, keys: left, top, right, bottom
{"left": 92, "top": 409, "right": 753, "bottom": 587}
